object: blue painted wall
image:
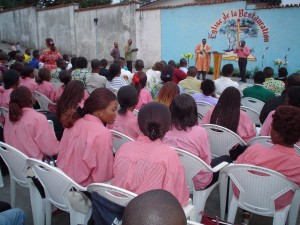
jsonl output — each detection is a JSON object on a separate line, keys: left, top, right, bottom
{"left": 161, "top": 2, "right": 300, "bottom": 75}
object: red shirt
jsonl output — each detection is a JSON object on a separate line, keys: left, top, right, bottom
{"left": 173, "top": 68, "right": 187, "bottom": 84}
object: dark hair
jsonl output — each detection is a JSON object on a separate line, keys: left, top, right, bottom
{"left": 138, "top": 102, "right": 171, "bottom": 141}
{"left": 222, "top": 64, "right": 234, "bottom": 77}
{"left": 168, "top": 60, "right": 176, "bottom": 67}
{"left": 70, "top": 57, "right": 78, "bottom": 69}
{"left": 253, "top": 71, "right": 265, "bottom": 84}
{"left": 278, "top": 67, "right": 288, "bottom": 78}
{"left": 107, "top": 63, "right": 121, "bottom": 81}
{"left": 15, "top": 53, "right": 24, "bottom": 62}
{"left": 117, "top": 86, "right": 139, "bottom": 115}
{"left": 287, "top": 86, "right": 300, "bottom": 108}
{"left": 58, "top": 70, "right": 72, "bottom": 85}
{"left": 156, "top": 81, "right": 179, "bottom": 107}
{"left": 60, "top": 88, "right": 116, "bottom": 128}
{"left": 135, "top": 59, "right": 144, "bottom": 72}
{"left": 37, "top": 68, "right": 51, "bottom": 83}
{"left": 100, "top": 59, "right": 108, "bottom": 68}
{"left": 9, "top": 86, "right": 32, "bottom": 122}
{"left": 0, "top": 51, "right": 8, "bottom": 61}
{"left": 56, "top": 58, "right": 66, "bottom": 68}
{"left": 286, "top": 73, "right": 300, "bottom": 90}
{"left": 272, "top": 106, "right": 300, "bottom": 145}
{"left": 131, "top": 72, "right": 147, "bottom": 94}
{"left": 263, "top": 67, "right": 274, "bottom": 78}
{"left": 187, "top": 66, "right": 197, "bottom": 77}
{"left": 152, "top": 62, "right": 164, "bottom": 71}
{"left": 170, "top": 94, "right": 198, "bottom": 131}
{"left": 201, "top": 79, "right": 215, "bottom": 96}
{"left": 179, "top": 58, "right": 187, "bottom": 67}
{"left": 76, "top": 56, "right": 88, "bottom": 69}
{"left": 210, "top": 87, "right": 241, "bottom": 132}
{"left": 45, "top": 38, "right": 56, "bottom": 52}
{"left": 3, "top": 69, "right": 20, "bottom": 89}
{"left": 21, "top": 64, "right": 34, "bottom": 78}
{"left": 10, "top": 62, "right": 24, "bottom": 74}
{"left": 62, "top": 54, "right": 69, "bottom": 61}
{"left": 160, "top": 65, "right": 174, "bottom": 83}
{"left": 32, "top": 50, "right": 39, "bottom": 58}
{"left": 91, "top": 59, "right": 101, "bottom": 70}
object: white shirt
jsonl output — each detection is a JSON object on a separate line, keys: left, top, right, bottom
{"left": 146, "top": 69, "right": 161, "bottom": 87}
{"left": 121, "top": 69, "right": 133, "bottom": 83}
{"left": 214, "top": 76, "right": 239, "bottom": 95}
{"left": 85, "top": 73, "right": 107, "bottom": 94}
{"left": 179, "top": 67, "right": 188, "bottom": 74}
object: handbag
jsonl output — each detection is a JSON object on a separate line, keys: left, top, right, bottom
{"left": 201, "top": 212, "right": 235, "bottom": 225}
{"left": 67, "top": 188, "right": 92, "bottom": 214}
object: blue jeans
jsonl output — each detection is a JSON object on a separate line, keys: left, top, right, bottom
{"left": 0, "top": 208, "right": 26, "bottom": 225}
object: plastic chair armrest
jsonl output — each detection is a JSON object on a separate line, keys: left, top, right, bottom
{"left": 211, "top": 162, "right": 229, "bottom": 173}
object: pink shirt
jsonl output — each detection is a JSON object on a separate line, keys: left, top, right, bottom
{"left": 107, "top": 110, "right": 142, "bottom": 140}
{"left": 235, "top": 143, "right": 300, "bottom": 210}
{"left": 78, "top": 91, "right": 90, "bottom": 108}
{"left": 260, "top": 110, "right": 274, "bottom": 136}
{"left": 20, "top": 77, "right": 38, "bottom": 92}
{"left": 0, "top": 88, "right": 13, "bottom": 108}
{"left": 135, "top": 89, "right": 152, "bottom": 110}
{"left": 57, "top": 114, "right": 114, "bottom": 186}
{"left": 234, "top": 46, "right": 250, "bottom": 58}
{"left": 56, "top": 84, "right": 64, "bottom": 101}
{"left": 36, "top": 81, "right": 57, "bottom": 102}
{"left": 163, "top": 126, "right": 212, "bottom": 190}
{"left": 112, "top": 134, "right": 189, "bottom": 206}
{"left": 4, "top": 107, "right": 58, "bottom": 159}
{"left": 200, "top": 107, "right": 256, "bottom": 143}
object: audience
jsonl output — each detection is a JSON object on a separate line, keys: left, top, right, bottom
{"left": 0, "top": 69, "right": 20, "bottom": 108}
{"left": 276, "top": 67, "right": 288, "bottom": 83}
{"left": 19, "top": 64, "right": 37, "bottom": 92}
{"left": 56, "top": 70, "right": 72, "bottom": 100}
{"left": 214, "top": 64, "right": 239, "bottom": 95}
{"left": 156, "top": 81, "right": 179, "bottom": 107}
{"left": 115, "top": 57, "right": 133, "bottom": 81}
{"left": 263, "top": 66, "right": 284, "bottom": 95}
{"left": 36, "top": 68, "right": 57, "bottom": 104}
{"left": 151, "top": 64, "right": 174, "bottom": 99}
{"left": 28, "top": 50, "right": 39, "bottom": 69}
{"left": 179, "top": 58, "right": 188, "bottom": 74}
{"left": 192, "top": 79, "right": 218, "bottom": 105}
{"left": 106, "top": 63, "right": 127, "bottom": 91}
{"left": 99, "top": 58, "right": 109, "bottom": 78}
{"left": 86, "top": 59, "right": 107, "bottom": 94}
{"left": 51, "top": 58, "right": 67, "bottom": 80}
{"left": 146, "top": 61, "right": 163, "bottom": 87}
{"left": 131, "top": 71, "right": 152, "bottom": 110}
{"left": 168, "top": 60, "right": 187, "bottom": 84}
{"left": 24, "top": 49, "right": 31, "bottom": 63}
{"left": 0, "top": 51, "right": 9, "bottom": 75}
{"left": 68, "top": 56, "right": 78, "bottom": 74}
{"left": 179, "top": 66, "right": 202, "bottom": 93}
{"left": 71, "top": 56, "right": 90, "bottom": 86}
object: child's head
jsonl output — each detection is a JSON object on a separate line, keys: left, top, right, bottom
{"left": 15, "top": 52, "right": 24, "bottom": 62}
{"left": 11, "top": 62, "right": 24, "bottom": 75}
{"left": 135, "top": 59, "right": 144, "bottom": 72}
{"left": 0, "top": 51, "right": 8, "bottom": 64}
{"left": 32, "top": 50, "right": 39, "bottom": 59}
{"left": 58, "top": 70, "right": 72, "bottom": 86}
{"left": 76, "top": 56, "right": 88, "bottom": 69}
{"left": 25, "top": 49, "right": 31, "bottom": 56}
{"left": 37, "top": 68, "right": 51, "bottom": 83}
{"left": 63, "top": 54, "right": 70, "bottom": 62}
{"left": 117, "top": 86, "right": 139, "bottom": 115}
{"left": 70, "top": 56, "right": 78, "bottom": 69}
{"left": 131, "top": 72, "right": 147, "bottom": 94}
{"left": 21, "top": 64, "right": 34, "bottom": 78}
{"left": 3, "top": 69, "right": 20, "bottom": 89}
{"left": 56, "top": 59, "right": 67, "bottom": 70}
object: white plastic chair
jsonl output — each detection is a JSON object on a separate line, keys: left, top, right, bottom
{"left": 27, "top": 158, "right": 92, "bottom": 225}
{"left": 133, "top": 109, "right": 139, "bottom": 116}
{"left": 110, "top": 130, "right": 134, "bottom": 154}
{"left": 201, "top": 124, "right": 247, "bottom": 158}
{"left": 0, "top": 107, "right": 8, "bottom": 128}
{"left": 221, "top": 164, "right": 298, "bottom": 225}
{"left": 241, "top": 97, "right": 265, "bottom": 114}
{"left": 195, "top": 101, "right": 213, "bottom": 122}
{"left": 0, "top": 142, "right": 46, "bottom": 225}
{"left": 33, "top": 91, "right": 56, "bottom": 111}
{"left": 174, "top": 148, "right": 229, "bottom": 221}
{"left": 47, "top": 120, "right": 54, "bottom": 130}
{"left": 240, "top": 106, "right": 261, "bottom": 126}
{"left": 50, "top": 78, "right": 62, "bottom": 91}
{"left": 187, "top": 220, "right": 205, "bottom": 225}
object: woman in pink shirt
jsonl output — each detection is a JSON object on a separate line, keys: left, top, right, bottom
{"left": 112, "top": 102, "right": 189, "bottom": 206}
{"left": 4, "top": 86, "right": 59, "bottom": 159}
{"left": 163, "top": 94, "right": 232, "bottom": 190}
{"left": 19, "top": 64, "right": 38, "bottom": 92}
{"left": 236, "top": 106, "right": 300, "bottom": 210}
{"left": 36, "top": 68, "right": 57, "bottom": 103}
{"left": 131, "top": 72, "right": 152, "bottom": 110}
{"left": 0, "top": 69, "right": 20, "bottom": 108}
{"left": 56, "top": 70, "right": 71, "bottom": 101}
{"left": 57, "top": 88, "right": 117, "bottom": 186}
{"left": 107, "top": 85, "right": 142, "bottom": 140}
{"left": 156, "top": 81, "right": 180, "bottom": 107}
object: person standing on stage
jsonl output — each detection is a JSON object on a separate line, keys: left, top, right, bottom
{"left": 110, "top": 42, "right": 120, "bottom": 61}
{"left": 234, "top": 40, "right": 250, "bottom": 83}
{"left": 195, "top": 38, "right": 211, "bottom": 80}
{"left": 125, "top": 39, "right": 138, "bottom": 73}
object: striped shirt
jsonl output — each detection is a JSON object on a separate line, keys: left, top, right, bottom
{"left": 106, "top": 77, "right": 127, "bottom": 90}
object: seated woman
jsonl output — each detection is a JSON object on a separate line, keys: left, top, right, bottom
{"left": 156, "top": 81, "right": 180, "bottom": 108}
{"left": 163, "top": 94, "right": 232, "bottom": 190}
{"left": 106, "top": 63, "right": 127, "bottom": 91}
{"left": 131, "top": 72, "right": 152, "bottom": 110}
{"left": 0, "top": 69, "right": 20, "bottom": 108}
{"left": 200, "top": 87, "right": 256, "bottom": 143}
{"left": 112, "top": 102, "right": 189, "bottom": 206}
{"left": 4, "top": 86, "right": 58, "bottom": 159}
{"left": 57, "top": 88, "right": 117, "bottom": 186}
{"left": 36, "top": 68, "right": 56, "bottom": 102}
{"left": 19, "top": 64, "right": 37, "bottom": 92}
{"left": 236, "top": 105, "right": 300, "bottom": 210}
{"left": 151, "top": 64, "right": 174, "bottom": 99}
{"left": 56, "top": 70, "right": 71, "bottom": 100}
{"left": 107, "top": 86, "right": 142, "bottom": 140}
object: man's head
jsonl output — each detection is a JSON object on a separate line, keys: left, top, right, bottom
{"left": 240, "top": 40, "right": 246, "bottom": 47}
{"left": 100, "top": 58, "right": 108, "bottom": 68}
{"left": 135, "top": 59, "right": 144, "bottom": 72}
{"left": 263, "top": 67, "right": 274, "bottom": 78}
{"left": 128, "top": 39, "right": 132, "bottom": 46}
{"left": 187, "top": 66, "right": 197, "bottom": 78}
{"left": 122, "top": 190, "right": 186, "bottom": 225}
{"left": 168, "top": 60, "right": 176, "bottom": 68}
{"left": 179, "top": 58, "right": 187, "bottom": 67}
{"left": 285, "top": 73, "right": 300, "bottom": 91}
{"left": 91, "top": 59, "right": 101, "bottom": 72}
{"left": 221, "top": 64, "right": 234, "bottom": 77}
{"left": 56, "top": 59, "right": 67, "bottom": 70}
{"left": 201, "top": 79, "right": 216, "bottom": 96}
{"left": 32, "top": 50, "right": 39, "bottom": 59}
{"left": 253, "top": 71, "right": 265, "bottom": 84}
{"left": 202, "top": 39, "right": 207, "bottom": 45}
{"left": 114, "top": 42, "right": 119, "bottom": 48}
{"left": 15, "top": 52, "right": 24, "bottom": 62}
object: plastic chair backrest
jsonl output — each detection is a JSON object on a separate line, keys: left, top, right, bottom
{"left": 201, "top": 124, "right": 246, "bottom": 158}
{"left": 27, "top": 158, "right": 86, "bottom": 212}
{"left": 133, "top": 109, "right": 139, "bottom": 117}
{"left": 187, "top": 221, "right": 204, "bottom": 225}
{"left": 47, "top": 120, "right": 54, "bottom": 130}
{"left": 241, "top": 97, "right": 265, "bottom": 114}
{"left": 0, "top": 107, "right": 8, "bottom": 128}
{"left": 50, "top": 79, "right": 62, "bottom": 91}
{"left": 223, "top": 164, "right": 298, "bottom": 215}
{"left": 0, "top": 142, "right": 29, "bottom": 187}
{"left": 87, "top": 183, "right": 137, "bottom": 207}
{"left": 195, "top": 101, "right": 213, "bottom": 121}
{"left": 33, "top": 91, "right": 56, "bottom": 111}
{"left": 111, "top": 130, "right": 134, "bottom": 154}
{"left": 240, "top": 106, "right": 260, "bottom": 125}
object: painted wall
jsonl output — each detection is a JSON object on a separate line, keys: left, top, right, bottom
{"left": 161, "top": 2, "right": 300, "bottom": 74}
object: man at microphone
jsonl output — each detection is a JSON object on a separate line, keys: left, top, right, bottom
{"left": 234, "top": 40, "right": 250, "bottom": 83}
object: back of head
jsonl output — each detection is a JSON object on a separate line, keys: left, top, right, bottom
{"left": 15, "top": 53, "right": 24, "bottom": 62}
{"left": 286, "top": 73, "right": 300, "bottom": 90}
{"left": 63, "top": 54, "right": 69, "bottom": 61}
{"left": 38, "top": 68, "right": 51, "bottom": 83}
{"left": 138, "top": 102, "right": 171, "bottom": 141}
{"left": 100, "top": 58, "right": 108, "bottom": 68}
{"left": 0, "top": 51, "right": 8, "bottom": 61}
{"left": 58, "top": 70, "right": 72, "bottom": 85}
{"left": 263, "top": 67, "right": 274, "bottom": 78}
{"left": 45, "top": 38, "right": 56, "bottom": 52}
{"left": 91, "top": 59, "right": 101, "bottom": 71}
{"left": 271, "top": 105, "right": 300, "bottom": 146}
{"left": 3, "top": 69, "right": 20, "bottom": 89}
{"left": 170, "top": 94, "right": 198, "bottom": 131}
{"left": 9, "top": 86, "right": 32, "bottom": 122}
{"left": 76, "top": 56, "right": 88, "bottom": 69}
{"left": 187, "top": 66, "right": 197, "bottom": 77}
{"left": 21, "top": 64, "right": 34, "bottom": 78}
{"left": 156, "top": 81, "right": 180, "bottom": 107}
{"left": 210, "top": 87, "right": 241, "bottom": 132}
{"left": 278, "top": 67, "right": 288, "bottom": 78}
{"left": 117, "top": 85, "right": 139, "bottom": 114}
{"left": 135, "top": 59, "right": 144, "bottom": 72}
{"left": 201, "top": 79, "right": 215, "bottom": 96}
{"left": 221, "top": 64, "right": 234, "bottom": 77}
{"left": 122, "top": 189, "right": 186, "bottom": 225}
{"left": 56, "top": 58, "right": 67, "bottom": 69}
{"left": 168, "top": 60, "right": 176, "bottom": 67}
{"left": 10, "top": 62, "right": 24, "bottom": 74}
{"left": 253, "top": 71, "right": 265, "bottom": 84}
{"left": 107, "top": 63, "right": 121, "bottom": 81}
{"left": 160, "top": 65, "right": 174, "bottom": 83}
{"left": 179, "top": 58, "right": 187, "bottom": 67}
{"left": 131, "top": 71, "right": 147, "bottom": 94}
{"left": 115, "top": 57, "right": 125, "bottom": 67}
{"left": 287, "top": 86, "right": 300, "bottom": 108}
{"left": 152, "top": 62, "right": 164, "bottom": 71}
{"left": 32, "top": 50, "right": 39, "bottom": 58}
{"left": 70, "top": 57, "right": 78, "bottom": 69}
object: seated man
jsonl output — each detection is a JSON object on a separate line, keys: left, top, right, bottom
{"left": 263, "top": 67, "right": 284, "bottom": 95}
{"left": 179, "top": 66, "right": 202, "bottom": 93}
{"left": 243, "top": 71, "right": 275, "bottom": 103}
{"left": 214, "top": 64, "right": 239, "bottom": 95}
{"left": 168, "top": 60, "right": 187, "bottom": 84}
{"left": 122, "top": 189, "right": 186, "bottom": 225}
{"left": 192, "top": 79, "right": 218, "bottom": 106}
